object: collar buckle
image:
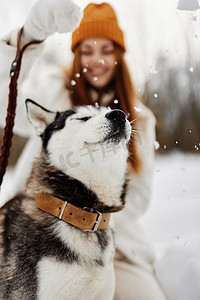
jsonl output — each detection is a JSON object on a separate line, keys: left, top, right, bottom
{"left": 92, "top": 210, "right": 102, "bottom": 232}
{"left": 84, "top": 207, "right": 102, "bottom": 232}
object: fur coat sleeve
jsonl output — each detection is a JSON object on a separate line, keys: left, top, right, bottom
{"left": 0, "top": 29, "right": 71, "bottom": 137}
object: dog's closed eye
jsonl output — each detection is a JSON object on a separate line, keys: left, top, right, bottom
{"left": 75, "top": 117, "right": 92, "bottom": 122}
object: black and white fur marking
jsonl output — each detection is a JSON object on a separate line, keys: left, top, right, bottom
{"left": 0, "top": 100, "right": 131, "bottom": 300}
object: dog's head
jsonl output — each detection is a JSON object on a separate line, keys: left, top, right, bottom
{"left": 26, "top": 99, "right": 131, "bottom": 183}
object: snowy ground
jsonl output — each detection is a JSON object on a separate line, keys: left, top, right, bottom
{"left": 141, "top": 151, "right": 200, "bottom": 250}
{"left": 140, "top": 151, "right": 200, "bottom": 300}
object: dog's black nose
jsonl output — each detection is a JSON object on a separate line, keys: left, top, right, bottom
{"left": 105, "top": 109, "right": 126, "bottom": 123}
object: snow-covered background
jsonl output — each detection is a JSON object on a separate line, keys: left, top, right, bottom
{"left": 0, "top": 1, "right": 200, "bottom": 299}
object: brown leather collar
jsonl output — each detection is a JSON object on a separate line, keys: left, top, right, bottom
{"left": 36, "top": 194, "right": 111, "bottom": 232}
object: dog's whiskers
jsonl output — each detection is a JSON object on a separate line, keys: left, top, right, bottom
{"left": 129, "top": 116, "right": 139, "bottom": 124}
{"left": 131, "top": 129, "right": 142, "bottom": 133}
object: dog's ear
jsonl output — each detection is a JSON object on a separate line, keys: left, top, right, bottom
{"left": 26, "top": 99, "right": 57, "bottom": 135}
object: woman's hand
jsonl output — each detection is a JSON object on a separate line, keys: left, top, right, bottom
{"left": 23, "top": 0, "right": 82, "bottom": 42}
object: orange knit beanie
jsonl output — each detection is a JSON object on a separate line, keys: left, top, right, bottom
{"left": 71, "top": 2, "right": 126, "bottom": 52}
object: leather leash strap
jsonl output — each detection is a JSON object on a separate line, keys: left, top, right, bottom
{"left": 36, "top": 194, "right": 111, "bottom": 232}
{"left": 0, "top": 27, "right": 42, "bottom": 187}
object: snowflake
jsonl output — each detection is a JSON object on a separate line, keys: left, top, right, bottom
{"left": 134, "top": 106, "right": 142, "bottom": 113}
{"left": 98, "top": 59, "right": 105, "bottom": 64}
{"left": 71, "top": 80, "right": 76, "bottom": 86}
{"left": 154, "top": 140, "right": 160, "bottom": 150}
{"left": 149, "top": 66, "right": 158, "bottom": 74}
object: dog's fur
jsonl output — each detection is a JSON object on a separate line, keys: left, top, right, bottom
{"left": 0, "top": 100, "right": 131, "bottom": 300}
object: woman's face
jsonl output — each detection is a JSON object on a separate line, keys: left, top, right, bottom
{"left": 80, "top": 38, "right": 116, "bottom": 89}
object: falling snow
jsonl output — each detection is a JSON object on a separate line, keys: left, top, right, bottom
{"left": 71, "top": 80, "right": 76, "bottom": 86}
{"left": 149, "top": 66, "right": 158, "bottom": 74}
{"left": 134, "top": 106, "right": 142, "bottom": 112}
{"left": 154, "top": 140, "right": 160, "bottom": 150}
{"left": 190, "top": 14, "right": 198, "bottom": 21}
{"left": 98, "top": 59, "right": 105, "bottom": 64}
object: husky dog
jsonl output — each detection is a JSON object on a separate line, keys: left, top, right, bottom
{"left": 0, "top": 100, "right": 131, "bottom": 300}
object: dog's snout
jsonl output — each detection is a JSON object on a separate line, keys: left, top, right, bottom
{"left": 105, "top": 109, "right": 126, "bottom": 124}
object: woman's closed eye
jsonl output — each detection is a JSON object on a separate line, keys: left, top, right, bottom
{"left": 102, "top": 50, "right": 115, "bottom": 55}
{"left": 80, "top": 51, "right": 92, "bottom": 56}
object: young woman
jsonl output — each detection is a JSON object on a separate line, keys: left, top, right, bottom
{"left": 0, "top": 1, "right": 166, "bottom": 299}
